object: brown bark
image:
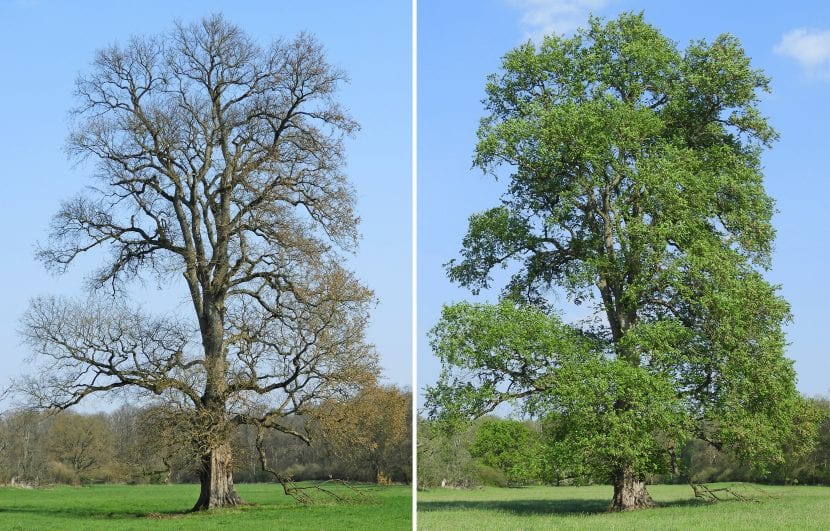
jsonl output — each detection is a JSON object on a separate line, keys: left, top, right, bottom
{"left": 192, "top": 442, "right": 244, "bottom": 511}
{"left": 191, "top": 299, "right": 243, "bottom": 511}
{"left": 609, "top": 466, "right": 656, "bottom": 511}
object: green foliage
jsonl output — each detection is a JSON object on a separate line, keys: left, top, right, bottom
{"left": 799, "top": 397, "right": 830, "bottom": 483}
{"left": 417, "top": 417, "right": 482, "bottom": 489}
{"left": 473, "top": 462, "right": 510, "bottom": 488}
{"left": 682, "top": 396, "right": 829, "bottom": 485}
{"left": 469, "top": 419, "right": 543, "bottom": 485}
{"left": 429, "top": 12, "right": 817, "bottom": 493}
{"left": 539, "top": 359, "right": 690, "bottom": 481}
{"left": 416, "top": 400, "right": 829, "bottom": 490}
{"left": 425, "top": 301, "right": 599, "bottom": 426}
{"left": 428, "top": 302, "right": 690, "bottom": 483}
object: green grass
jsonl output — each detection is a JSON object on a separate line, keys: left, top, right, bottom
{"left": 0, "top": 482, "right": 411, "bottom": 530}
{"left": 417, "top": 483, "right": 830, "bottom": 530}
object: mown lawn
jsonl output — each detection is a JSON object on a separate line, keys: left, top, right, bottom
{"left": 0, "top": 482, "right": 411, "bottom": 530}
{"left": 417, "top": 483, "right": 830, "bottom": 530}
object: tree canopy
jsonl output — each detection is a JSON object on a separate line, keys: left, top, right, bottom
{"left": 13, "top": 14, "right": 377, "bottom": 510}
{"left": 427, "top": 12, "right": 818, "bottom": 511}
{"left": 469, "top": 418, "right": 543, "bottom": 485}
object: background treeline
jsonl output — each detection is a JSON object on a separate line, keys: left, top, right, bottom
{"left": 418, "top": 395, "right": 830, "bottom": 489}
{"left": 0, "top": 384, "right": 411, "bottom": 487}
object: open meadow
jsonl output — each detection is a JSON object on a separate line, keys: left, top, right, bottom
{"left": 0, "top": 483, "right": 411, "bottom": 530}
{"left": 417, "top": 484, "right": 830, "bottom": 530}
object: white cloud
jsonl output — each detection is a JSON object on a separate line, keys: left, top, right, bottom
{"left": 774, "top": 28, "right": 830, "bottom": 78}
{"left": 507, "top": 0, "right": 612, "bottom": 42}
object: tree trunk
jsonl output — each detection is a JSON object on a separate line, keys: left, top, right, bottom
{"left": 192, "top": 442, "right": 244, "bottom": 510}
{"left": 191, "top": 297, "right": 243, "bottom": 511}
{"left": 609, "top": 466, "right": 656, "bottom": 511}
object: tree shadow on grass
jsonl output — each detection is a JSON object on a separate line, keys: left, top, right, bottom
{"left": 418, "top": 498, "right": 607, "bottom": 516}
{"left": 418, "top": 497, "right": 708, "bottom": 517}
{"left": 0, "top": 505, "right": 197, "bottom": 521}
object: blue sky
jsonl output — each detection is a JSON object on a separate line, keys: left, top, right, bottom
{"left": 418, "top": 0, "right": 830, "bottom": 405}
{"left": 0, "top": 0, "right": 412, "bottom": 406}
{"left": 1, "top": 0, "right": 827, "bottom": 413}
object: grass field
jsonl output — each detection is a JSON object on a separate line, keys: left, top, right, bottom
{"left": 417, "top": 483, "right": 830, "bottom": 530}
{"left": 0, "top": 482, "right": 411, "bottom": 530}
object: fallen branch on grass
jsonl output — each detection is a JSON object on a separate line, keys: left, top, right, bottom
{"left": 689, "top": 482, "right": 773, "bottom": 503}
{"left": 278, "top": 476, "right": 374, "bottom": 505}
{"left": 255, "top": 427, "right": 375, "bottom": 505}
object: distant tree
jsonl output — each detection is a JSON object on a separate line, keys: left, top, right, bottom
{"left": 106, "top": 405, "right": 176, "bottom": 483}
{"left": 46, "top": 412, "right": 113, "bottom": 485}
{"left": 469, "top": 419, "right": 542, "bottom": 485}
{"left": 769, "top": 396, "right": 830, "bottom": 484}
{"left": 806, "top": 397, "right": 830, "bottom": 483}
{"left": 237, "top": 415, "right": 327, "bottom": 481}
{"left": 315, "top": 384, "right": 412, "bottom": 483}
{"left": 427, "top": 13, "right": 817, "bottom": 510}
{"left": 0, "top": 410, "right": 49, "bottom": 484}
{"left": 417, "top": 417, "right": 486, "bottom": 489}
{"left": 678, "top": 396, "right": 828, "bottom": 485}
{"left": 13, "top": 14, "right": 377, "bottom": 509}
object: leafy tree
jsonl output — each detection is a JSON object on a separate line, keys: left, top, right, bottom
{"left": 678, "top": 397, "right": 827, "bottom": 485}
{"left": 767, "top": 396, "right": 830, "bottom": 484}
{"left": 469, "top": 419, "right": 542, "bottom": 485}
{"left": 13, "top": 14, "right": 376, "bottom": 509}
{"left": 417, "top": 417, "right": 501, "bottom": 488}
{"left": 805, "top": 397, "right": 830, "bottom": 483}
{"left": 427, "top": 13, "right": 816, "bottom": 510}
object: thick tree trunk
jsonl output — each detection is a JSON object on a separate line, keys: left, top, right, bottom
{"left": 190, "top": 295, "right": 243, "bottom": 511}
{"left": 609, "top": 466, "right": 656, "bottom": 511}
{"left": 192, "top": 442, "right": 243, "bottom": 510}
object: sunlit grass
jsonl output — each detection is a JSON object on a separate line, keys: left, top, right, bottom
{"left": 0, "top": 482, "right": 411, "bottom": 530}
{"left": 417, "top": 483, "right": 830, "bottom": 530}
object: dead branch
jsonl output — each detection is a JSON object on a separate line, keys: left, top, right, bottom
{"left": 689, "top": 482, "right": 769, "bottom": 503}
{"left": 254, "top": 426, "right": 373, "bottom": 505}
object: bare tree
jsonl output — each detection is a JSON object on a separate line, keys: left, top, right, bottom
{"left": 0, "top": 410, "right": 49, "bottom": 485}
{"left": 14, "top": 14, "right": 377, "bottom": 510}
{"left": 315, "top": 385, "right": 412, "bottom": 484}
{"left": 46, "top": 412, "right": 113, "bottom": 485}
